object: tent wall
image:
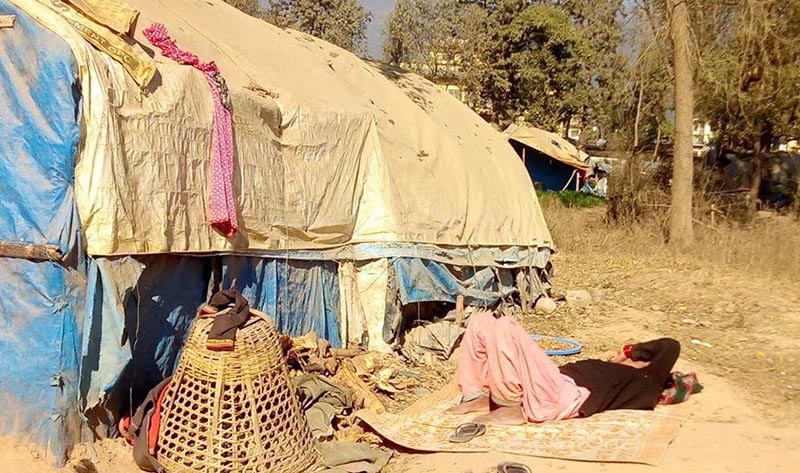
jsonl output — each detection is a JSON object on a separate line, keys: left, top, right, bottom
{"left": 511, "top": 141, "right": 583, "bottom": 192}
{"left": 8, "top": 0, "right": 553, "bottom": 258}
{"left": 79, "top": 256, "right": 212, "bottom": 426}
{"left": 337, "top": 257, "right": 534, "bottom": 351}
{"left": 80, "top": 255, "right": 341, "bottom": 429}
{"left": 221, "top": 257, "right": 341, "bottom": 347}
{"left": 338, "top": 259, "right": 395, "bottom": 353}
{"left": 1, "top": 0, "right": 555, "bottom": 463}
{"left": 393, "top": 258, "right": 515, "bottom": 306}
{"left": 0, "top": 0, "right": 84, "bottom": 462}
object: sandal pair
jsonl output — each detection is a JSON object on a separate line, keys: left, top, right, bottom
{"left": 447, "top": 424, "right": 532, "bottom": 473}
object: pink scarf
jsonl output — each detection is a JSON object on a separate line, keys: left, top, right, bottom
{"left": 143, "top": 23, "right": 238, "bottom": 238}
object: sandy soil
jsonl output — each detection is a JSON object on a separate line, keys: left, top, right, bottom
{"left": 2, "top": 209, "right": 799, "bottom": 472}
{"left": 388, "top": 363, "right": 800, "bottom": 473}
{"left": 382, "top": 216, "right": 800, "bottom": 472}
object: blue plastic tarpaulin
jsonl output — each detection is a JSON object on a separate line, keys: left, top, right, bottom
{"left": 79, "top": 255, "right": 341, "bottom": 431}
{"left": 80, "top": 256, "right": 211, "bottom": 421}
{"left": 0, "top": 0, "right": 84, "bottom": 463}
{"left": 392, "top": 257, "right": 515, "bottom": 306}
{"left": 221, "top": 257, "right": 341, "bottom": 347}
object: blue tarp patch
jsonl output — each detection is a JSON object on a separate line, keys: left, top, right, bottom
{"left": 222, "top": 257, "right": 341, "bottom": 348}
{"left": 510, "top": 140, "right": 582, "bottom": 192}
{"left": 80, "top": 256, "right": 211, "bottom": 420}
{"left": 392, "top": 257, "right": 515, "bottom": 306}
{"left": 0, "top": 0, "right": 83, "bottom": 463}
{"left": 80, "top": 255, "right": 341, "bottom": 428}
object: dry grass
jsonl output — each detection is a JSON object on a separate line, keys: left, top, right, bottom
{"left": 539, "top": 198, "right": 800, "bottom": 422}
{"left": 693, "top": 216, "right": 800, "bottom": 281}
{"left": 542, "top": 195, "right": 800, "bottom": 284}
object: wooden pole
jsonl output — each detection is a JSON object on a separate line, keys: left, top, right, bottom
{"left": 0, "top": 241, "right": 64, "bottom": 262}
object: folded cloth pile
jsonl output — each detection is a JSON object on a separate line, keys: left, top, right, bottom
{"left": 293, "top": 374, "right": 354, "bottom": 440}
{"left": 293, "top": 374, "right": 392, "bottom": 472}
{"left": 200, "top": 290, "right": 250, "bottom": 351}
{"left": 659, "top": 371, "right": 703, "bottom": 405}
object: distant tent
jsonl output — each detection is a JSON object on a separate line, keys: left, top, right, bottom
{"left": 0, "top": 0, "right": 554, "bottom": 463}
{"left": 505, "top": 124, "right": 590, "bottom": 191}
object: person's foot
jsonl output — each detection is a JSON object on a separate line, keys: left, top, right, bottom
{"left": 472, "top": 404, "right": 526, "bottom": 425}
{"left": 446, "top": 395, "right": 490, "bottom": 415}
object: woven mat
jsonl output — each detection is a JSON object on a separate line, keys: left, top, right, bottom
{"left": 357, "top": 382, "right": 690, "bottom": 466}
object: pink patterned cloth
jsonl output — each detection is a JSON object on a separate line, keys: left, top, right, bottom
{"left": 457, "top": 311, "right": 590, "bottom": 422}
{"left": 143, "top": 23, "right": 238, "bottom": 237}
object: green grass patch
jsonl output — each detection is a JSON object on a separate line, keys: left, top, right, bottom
{"left": 537, "top": 190, "right": 606, "bottom": 208}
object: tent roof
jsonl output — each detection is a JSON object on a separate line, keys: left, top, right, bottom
{"left": 11, "top": 0, "right": 553, "bottom": 263}
{"left": 505, "top": 124, "right": 589, "bottom": 171}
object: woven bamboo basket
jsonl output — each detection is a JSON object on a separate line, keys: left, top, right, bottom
{"left": 157, "top": 309, "right": 319, "bottom": 472}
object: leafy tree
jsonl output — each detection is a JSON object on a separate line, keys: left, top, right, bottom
{"left": 265, "top": 0, "right": 372, "bottom": 53}
{"left": 223, "top": 0, "right": 262, "bottom": 16}
{"left": 383, "top": 0, "right": 487, "bottom": 97}
{"left": 555, "top": 0, "right": 628, "bottom": 136}
{"left": 480, "top": 1, "right": 592, "bottom": 128}
{"left": 384, "top": 0, "right": 458, "bottom": 79}
{"left": 694, "top": 0, "right": 800, "bottom": 213}
{"left": 385, "top": 0, "right": 626, "bottom": 133}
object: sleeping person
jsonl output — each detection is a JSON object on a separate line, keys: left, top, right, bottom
{"left": 447, "top": 310, "right": 680, "bottom": 425}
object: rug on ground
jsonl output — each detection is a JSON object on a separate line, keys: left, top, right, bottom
{"left": 356, "top": 382, "right": 690, "bottom": 465}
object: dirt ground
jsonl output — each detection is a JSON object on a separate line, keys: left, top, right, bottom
{"left": 2, "top": 207, "right": 799, "bottom": 472}
{"left": 384, "top": 207, "right": 800, "bottom": 472}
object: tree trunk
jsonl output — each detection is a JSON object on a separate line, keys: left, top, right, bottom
{"left": 748, "top": 123, "right": 772, "bottom": 217}
{"left": 667, "top": 0, "right": 694, "bottom": 248}
{"left": 748, "top": 139, "right": 763, "bottom": 218}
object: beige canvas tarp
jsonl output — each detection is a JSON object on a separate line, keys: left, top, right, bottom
{"left": 64, "top": 0, "right": 139, "bottom": 34}
{"left": 11, "top": 0, "right": 552, "bottom": 262}
{"left": 505, "top": 124, "right": 590, "bottom": 171}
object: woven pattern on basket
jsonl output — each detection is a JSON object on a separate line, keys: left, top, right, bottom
{"left": 158, "top": 310, "right": 319, "bottom": 473}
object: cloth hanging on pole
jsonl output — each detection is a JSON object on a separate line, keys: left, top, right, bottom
{"left": 143, "top": 23, "right": 239, "bottom": 238}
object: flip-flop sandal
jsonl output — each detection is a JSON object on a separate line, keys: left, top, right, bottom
{"left": 497, "top": 462, "right": 532, "bottom": 473}
{"left": 448, "top": 422, "right": 487, "bottom": 443}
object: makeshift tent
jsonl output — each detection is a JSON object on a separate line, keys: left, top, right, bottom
{"left": 505, "top": 124, "right": 591, "bottom": 191}
{"left": 0, "top": 0, "right": 554, "bottom": 464}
